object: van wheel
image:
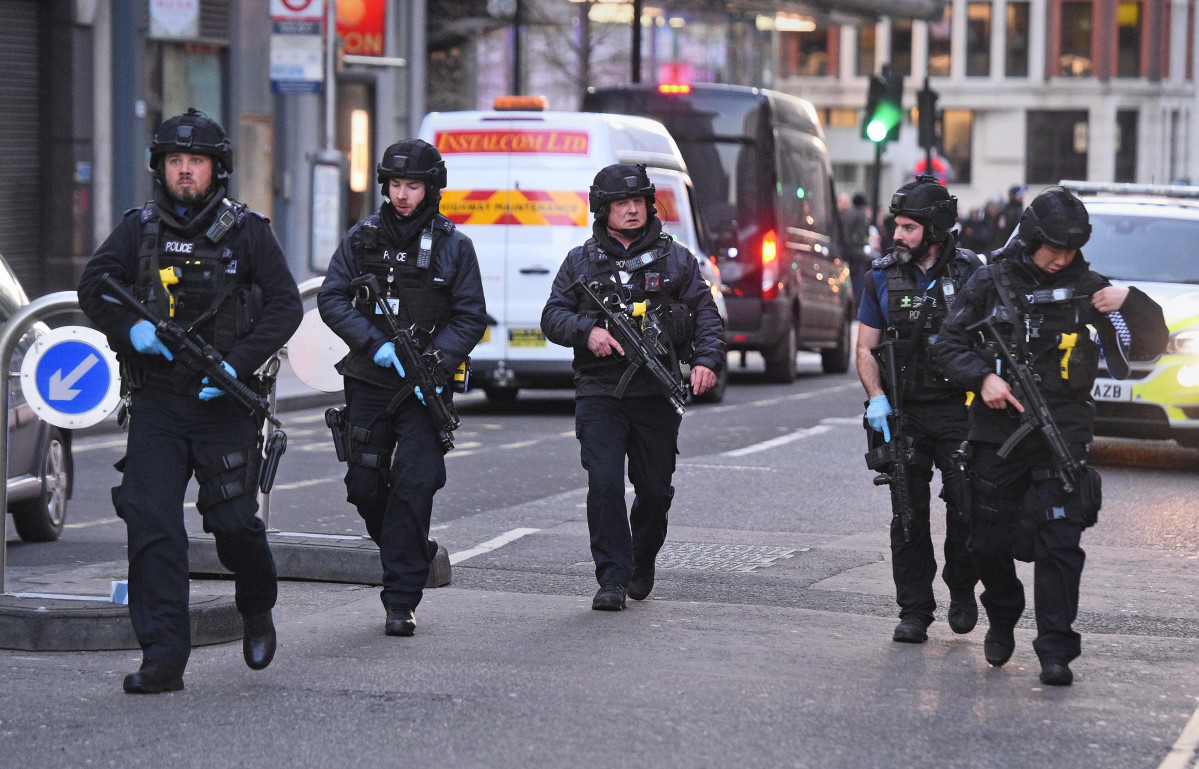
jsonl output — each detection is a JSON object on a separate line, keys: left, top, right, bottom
{"left": 11, "top": 428, "right": 71, "bottom": 542}
{"left": 484, "top": 386, "right": 519, "bottom": 403}
{"left": 693, "top": 363, "right": 728, "bottom": 403}
{"left": 821, "top": 312, "right": 852, "bottom": 374}
{"left": 763, "top": 322, "right": 797, "bottom": 383}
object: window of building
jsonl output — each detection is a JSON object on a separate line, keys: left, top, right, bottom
{"left": 890, "top": 18, "right": 913, "bottom": 76}
{"left": 826, "top": 108, "right": 860, "bottom": 128}
{"left": 857, "top": 24, "right": 876, "bottom": 76}
{"left": 1117, "top": 2, "right": 1143, "bottom": 77}
{"left": 941, "top": 109, "right": 973, "bottom": 184}
{"left": 778, "top": 21, "right": 835, "bottom": 77}
{"left": 1026, "top": 110, "right": 1089, "bottom": 181}
{"left": 964, "top": 3, "right": 991, "bottom": 76}
{"left": 1059, "top": 1, "right": 1094, "bottom": 77}
{"left": 1006, "top": 2, "right": 1030, "bottom": 77}
{"left": 1116, "top": 109, "right": 1138, "bottom": 182}
{"left": 160, "top": 45, "right": 225, "bottom": 126}
{"left": 928, "top": 6, "right": 952, "bottom": 76}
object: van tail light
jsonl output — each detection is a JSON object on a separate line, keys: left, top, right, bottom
{"left": 761, "top": 229, "right": 779, "bottom": 299}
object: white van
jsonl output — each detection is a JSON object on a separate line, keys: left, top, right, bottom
{"left": 418, "top": 101, "right": 725, "bottom": 402}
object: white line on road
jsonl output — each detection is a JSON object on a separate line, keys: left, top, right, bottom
{"left": 64, "top": 516, "right": 122, "bottom": 530}
{"left": 273, "top": 475, "right": 343, "bottom": 491}
{"left": 1158, "top": 702, "right": 1199, "bottom": 769}
{"left": 449, "top": 527, "right": 540, "bottom": 565}
{"left": 722, "top": 424, "right": 832, "bottom": 457}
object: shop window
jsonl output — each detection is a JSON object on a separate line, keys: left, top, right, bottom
{"left": 1006, "top": 2, "right": 1030, "bottom": 77}
{"left": 1117, "top": 2, "right": 1143, "bottom": 77}
{"left": 856, "top": 24, "right": 876, "bottom": 76}
{"left": 1059, "top": 1, "right": 1094, "bottom": 77}
{"left": 161, "top": 45, "right": 224, "bottom": 126}
{"left": 1115, "top": 109, "right": 1138, "bottom": 182}
{"left": 967, "top": 3, "right": 991, "bottom": 76}
{"left": 928, "top": 6, "right": 952, "bottom": 77}
{"left": 1026, "top": 110, "right": 1088, "bottom": 182}
{"left": 941, "top": 109, "right": 973, "bottom": 184}
{"left": 890, "top": 18, "right": 913, "bottom": 76}
{"left": 778, "top": 22, "right": 834, "bottom": 77}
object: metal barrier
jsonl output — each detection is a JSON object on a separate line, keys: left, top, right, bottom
{"left": 1, "top": 278, "right": 328, "bottom": 594}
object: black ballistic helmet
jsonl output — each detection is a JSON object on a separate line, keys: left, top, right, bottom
{"left": 149, "top": 108, "right": 233, "bottom": 180}
{"left": 376, "top": 139, "right": 447, "bottom": 197}
{"left": 889, "top": 174, "right": 958, "bottom": 243}
{"left": 1018, "top": 187, "right": 1091, "bottom": 251}
{"left": 588, "top": 163, "right": 657, "bottom": 219}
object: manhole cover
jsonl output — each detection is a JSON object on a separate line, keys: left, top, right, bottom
{"left": 655, "top": 543, "right": 802, "bottom": 572}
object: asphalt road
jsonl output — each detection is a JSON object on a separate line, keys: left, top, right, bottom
{"left": 4, "top": 352, "right": 1199, "bottom": 769}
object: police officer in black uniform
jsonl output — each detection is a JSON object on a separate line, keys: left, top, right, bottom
{"left": 857, "top": 176, "right": 982, "bottom": 643}
{"left": 78, "top": 109, "right": 303, "bottom": 693}
{"left": 541, "top": 163, "right": 725, "bottom": 611}
{"left": 934, "top": 187, "right": 1168, "bottom": 685}
{"left": 318, "top": 139, "right": 486, "bottom": 636}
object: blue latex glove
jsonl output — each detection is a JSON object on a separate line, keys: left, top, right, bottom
{"left": 412, "top": 385, "right": 444, "bottom": 406}
{"left": 129, "top": 320, "right": 173, "bottom": 360}
{"left": 199, "top": 361, "right": 237, "bottom": 401}
{"left": 866, "top": 395, "right": 892, "bottom": 443}
{"left": 373, "top": 341, "right": 406, "bottom": 377}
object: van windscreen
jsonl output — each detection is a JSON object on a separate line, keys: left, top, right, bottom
{"left": 583, "top": 88, "right": 766, "bottom": 237}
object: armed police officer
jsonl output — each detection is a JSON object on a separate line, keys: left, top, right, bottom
{"left": 541, "top": 163, "right": 725, "bottom": 611}
{"left": 934, "top": 187, "right": 1167, "bottom": 685}
{"left": 78, "top": 109, "right": 302, "bottom": 693}
{"left": 857, "top": 175, "right": 982, "bottom": 644}
{"left": 318, "top": 139, "right": 486, "bottom": 637}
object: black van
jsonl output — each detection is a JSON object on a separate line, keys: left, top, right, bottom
{"left": 583, "top": 83, "right": 852, "bottom": 382}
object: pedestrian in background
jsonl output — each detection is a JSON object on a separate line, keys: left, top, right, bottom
{"left": 318, "top": 139, "right": 486, "bottom": 637}
{"left": 934, "top": 187, "right": 1168, "bottom": 685}
{"left": 78, "top": 109, "right": 302, "bottom": 693}
{"left": 541, "top": 163, "right": 725, "bottom": 611}
{"left": 857, "top": 175, "right": 982, "bottom": 644}
{"left": 840, "top": 191, "right": 875, "bottom": 313}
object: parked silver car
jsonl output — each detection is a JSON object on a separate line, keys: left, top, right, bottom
{"left": 2, "top": 254, "right": 73, "bottom": 541}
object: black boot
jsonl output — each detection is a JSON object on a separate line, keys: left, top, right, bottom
{"left": 123, "top": 662, "right": 185, "bottom": 694}
{"left": 1039, "top": 659, "right": 1074, "bottom": 686}
{"left": 242, "top": 611, "right": 276, "bottom": 670}
{"left": 591, "top": 584, "right": 627, "bottom": 611}
{"left": 892, "top": 616, "right": 930, "bottom": 643}
{"left": 385, "top": 606, "right": 417, "bottom": 636}
{"left": 983, "top": 625, "right": 1016, "bottom": 666}
{"left": 628, "top": 561, "right": 655, "bottom": 601}
{"left": 947, "top": 594, "right": 979, "bottom": 634}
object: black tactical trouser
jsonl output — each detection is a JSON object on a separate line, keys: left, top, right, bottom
{"left": 575, "top": 395, "right": 681, "bottom": 588}
{"left": 889, "top": 399, "right": 979, "bottom": 626}
{"left": 115, "top": 385, "right": 275, "bottom": 672}
{"left": 343, "top": 378, "right": 446, "bottom": 612}
{"left": 968, "top": 441, "right": 1088, "bottom": 664}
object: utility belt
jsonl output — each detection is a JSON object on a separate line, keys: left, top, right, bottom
{"left": 955, "top": 444, "right": 1102, "bottom": 532}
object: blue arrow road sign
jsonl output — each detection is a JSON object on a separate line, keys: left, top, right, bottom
{"left": 34, "top": 339, "right": 112, "bottom": 415}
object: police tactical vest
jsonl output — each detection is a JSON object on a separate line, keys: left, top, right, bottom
{"left": 135, "top": 200, "right": 260, "bottom": 354}
{"left": 993, "top": 260, "right": 1100, "bottom": 397}
{"left": 583, "top": 234, "right": 693, "bottom": 350}
{"left": 352, "top": 213, "right": 452, "bottom": 335}
{"left": 882, "top": 253, "right": 974, "bottom": 400}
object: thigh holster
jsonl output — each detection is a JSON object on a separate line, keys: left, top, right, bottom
{"left": 349, "top": 425, "right": 392, "bottom": 470}
{"left": 195, "top": 446, "right": 261, "bottom": 508}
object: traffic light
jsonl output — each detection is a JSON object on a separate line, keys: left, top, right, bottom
{"left": 917, "top": 81, "right": 940, "bottom": 150}
{"left": 862, "top": 73, "right": 903, "bottom": 144}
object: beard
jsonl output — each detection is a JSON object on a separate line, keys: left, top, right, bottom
{"left": 894, "top": 240, "right": 929, "bottom": 264}
{"left": 168, "top": 180, "right": 211, "bottom": 206}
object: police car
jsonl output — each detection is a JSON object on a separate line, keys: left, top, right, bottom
{"left": 1062, "top": 181, "right": 1199, "bottom": 449}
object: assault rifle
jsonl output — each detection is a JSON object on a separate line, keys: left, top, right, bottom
{"left": 863, "top": 338, "right": 914, "bottom": 541}
{"left": 574, "top": 277, "right": 689, "bottom": 415}
{"left": 99, "top": 274, "right": 279, "bottom": 429}
{"left": 969, "top": 313, "right": 1084, "bottom": 493}
{"left": 99, "top": 274, "right": 288, "bottom": 494}
{"left": 350, "top": 274, "right": 460, "bottom": 452}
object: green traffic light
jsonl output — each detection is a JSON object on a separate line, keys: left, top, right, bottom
{"left": 865, "top": 100, "right": 903, "bottom": 144}
{"left": 866, "top": 119, "right": 889, "bottom": 143}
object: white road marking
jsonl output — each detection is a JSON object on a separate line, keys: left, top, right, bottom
{"left": 723, "top": 424, "right": 832, "bottom": 457}
{"left": 449, "top": 527, "right": 540, "bottom": 565}
{"left": 1158, "top": 703, "right": 1199, "bottom": 769}
{"left": 63, "top": 516, "right": 122, "bottom": 530}
{"left": 273, "top": 475, "right": 342, "bottom": 490}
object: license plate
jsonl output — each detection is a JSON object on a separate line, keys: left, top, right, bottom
{"left": 508, "top": 328, "right": 546, "bottom": 348}
{"left": 1091, "top": 379, "right": 1132, "bottom": 402}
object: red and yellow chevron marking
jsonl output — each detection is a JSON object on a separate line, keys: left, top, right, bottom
{"left": 440, "top": 189, "right": 590, "bottom": 226}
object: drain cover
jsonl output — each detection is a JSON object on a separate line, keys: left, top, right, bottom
{"left": 655, "top": 543, "right": 801, "bottom": 572}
